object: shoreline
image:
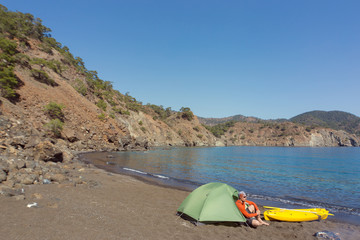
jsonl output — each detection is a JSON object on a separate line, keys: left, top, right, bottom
{"left": 74, "top": 151, "right": 360, "bottom": 228}
{"left": 79, "top": 150, "right": 360, "bottom": 226}
{"left": 99, "top": 165, "right": 360, "bottom": 227}
{"left": 1, "top": 157, "right": 360, "bottom": 239}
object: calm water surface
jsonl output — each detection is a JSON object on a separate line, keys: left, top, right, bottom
{"left": 81, "top": 146, "right": 360, "bottom": 224}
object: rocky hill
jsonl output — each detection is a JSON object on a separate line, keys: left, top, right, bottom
{"left": 0, "top": 4, "right": 359, "bottom": 194}
{"left": 198, "top": 114, "right": 261, "bottom": 126}
{"left": 220, "top": 121, "right": 359, "bottom": 147}
{"left": 290, "top": 110, "right": 360, "bottom": 136}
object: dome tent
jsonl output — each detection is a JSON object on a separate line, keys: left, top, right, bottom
{"left": 177, "top": 182, "right": 246, "bottom": 224}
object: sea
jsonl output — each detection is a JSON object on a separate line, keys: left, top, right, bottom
{"left": 80, "top": 146, "right": 360, "bottom": 225}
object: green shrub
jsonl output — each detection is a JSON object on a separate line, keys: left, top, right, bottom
{"left": 94, "top": 90, "right": 103, "bottom": 98}
{"left": 42, "top": 37, "right": 62, "bottom": 50}
{"left": 44, "top": 102, "right": 65, "bottom": 121}
{"left": 140, "top": 126, "right": 146, "bottom": 133}
{"left": 14, "top": 53, "right": 31, "bottom": 67}
{"left": 96, "top": 99, "right": 107, "bottom": 111}
{"left": 139, "top": 121, "right": 143, "bottom": 126}
{"left": 49, "top": 60, "right": 62, "bottom": 74}
{"left": 107, "top": 99, "right": 117, "bottom": 107}
{"left": 126, "top": 102, "right": 142, "bottom": 112}
{"left": 31, "top": 58, "right": 62, "bottom": 73}
{"left": 180, "top": 107, "right": 194, "bottom": 121}
{"left": 39, "top": 42, "right": 53, "bottom": 54}
{"left": 203, "top": 121, "right": 236, "bottom": 138}
{"left": 112, "top": 107, "right": 122, "bottom": 114}
{"left": 73, "top": 78, "right": 87, "bottom": 96}
{"left": 112, "top": 107, "right": 130, "bottom": 116}
{"left": 40, "top": 37, "right": 63, "bottom": 55}
{"left": 148, "top": 104, "right": 172, "bottom": 120}
{"left": 98, "top": 113, "right": 106, "bottom": 121}
{"left": 103, "top": 91, "right": 117, "bottom": 106}
{"left": 193, "top": 126, "right": 200, "bottom": 132}
{"left": 0, "top": 6, "right": 51, "bottom": 42}
{"left": 31, "top": 69, "right": 57, "bottom": 86}
{"left": 0, "top": 38, "right": 20, "bottom": 99}
{"left": 0, "top": 66, "right": 18, "bottom": 98}
{"left": 45, "top": 119, "right": 63, "bottom": 137}
{"left": 0, "top": 37, "right": 18, "bottom": 55}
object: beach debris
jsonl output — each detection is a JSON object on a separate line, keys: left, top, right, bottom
{"left": 13, "top": 195, "right": 25, "bottom": 201}
{"left": 27, "top": 202, "right": 38, "bottom": 208}
{"left": 32, "top": 193, "right": 43, "bottom": 199}
{"left": 47, "top": 202, "right": 58, "bottom": 209}
{"left": 181, "top": 222, "right": 192, "bottom": 228}
{"left": 314, "top": 230, "right": 341, "bottom": 240}
{"left": 43, "top": 179, "right": 51, "bottom": 184}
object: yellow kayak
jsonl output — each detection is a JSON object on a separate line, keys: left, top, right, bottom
{"left": 263, "top": 207, "right": 332, "bottom": 222}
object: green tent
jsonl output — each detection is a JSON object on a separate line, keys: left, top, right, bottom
{"left": 177, "top": 182, "right": 246, "bottom": 223}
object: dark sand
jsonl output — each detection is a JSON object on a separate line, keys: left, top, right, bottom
{"left": 1, "top": 165, "right": 359, "bottom": 240}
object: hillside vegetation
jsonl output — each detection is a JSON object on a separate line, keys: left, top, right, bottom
{"left": 290, "top": 111, "right": 360, "bottom": 136}
{"left": 198, "top": 115, "right": 261, "bottom": 126}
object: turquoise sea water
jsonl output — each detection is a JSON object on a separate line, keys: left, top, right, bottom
{"left": 81, "top": 146, "right": 360, "bottom": 224}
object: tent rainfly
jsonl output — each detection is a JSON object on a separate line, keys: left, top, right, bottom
{"left": 177, "top": 182, "right": 246, "bottom": 223}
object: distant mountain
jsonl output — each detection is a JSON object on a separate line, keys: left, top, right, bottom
{"left": 198, "top": 115, "right": 261, "bottom": 126}
{"left": 290, "top": 111, "right": 360, "bottom": 136}
{"left": 199, "top": 110, "right": 360, "bottom": 137}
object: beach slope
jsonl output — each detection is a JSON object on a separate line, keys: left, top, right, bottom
{"left": 0, "top": 166, "right": 359, "bottom": 240}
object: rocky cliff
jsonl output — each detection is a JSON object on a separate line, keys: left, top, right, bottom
{"left": 220, "top": 121, "right": 359, "bottom": 147}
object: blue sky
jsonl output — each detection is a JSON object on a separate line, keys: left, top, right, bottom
{"left": 2, "top": 0, "right": 360, "bottom": 119}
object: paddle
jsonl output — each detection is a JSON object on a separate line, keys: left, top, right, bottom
{"left": 263, "top": 206, "right": 334, "bottom": 216}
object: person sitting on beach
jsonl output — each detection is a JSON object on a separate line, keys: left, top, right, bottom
{"left": 235, "top": 191, "right": 269, "bottom": 227}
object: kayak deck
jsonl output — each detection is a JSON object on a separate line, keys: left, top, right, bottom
{"left": 263, "top": 208, "right": 330, "bottom": 222}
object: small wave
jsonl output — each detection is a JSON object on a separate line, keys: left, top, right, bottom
{"left": 152, "top": 174, "right": 169, "bottom": 179}
{"left": 122, "top": 167, "right": 170, "bottom": 180}
{"left": 123, "top": 168, "right": 147, "bottom": 175}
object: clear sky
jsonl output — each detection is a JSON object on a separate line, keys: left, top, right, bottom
{"left": 2, "top": 0, "right": 360, "bottom": 119}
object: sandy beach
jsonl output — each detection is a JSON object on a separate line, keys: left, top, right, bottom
{"left": 1, "top": 163, "right": 359, "bottom": 240}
